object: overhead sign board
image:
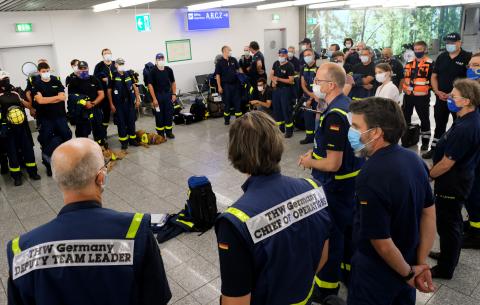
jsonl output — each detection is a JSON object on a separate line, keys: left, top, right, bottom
{"left": 186, "top": 10, "right": 230, "bottom": 31}
{"left": 135, "top": 13, "right": 151, "bottom": 32}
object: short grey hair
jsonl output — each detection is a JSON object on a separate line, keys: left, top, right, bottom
{"left": 321, "top": 62, "right": 346, "bottom": 89}
{"left": 362, "top": 47, "right": 374, "bottom": 56}
{"left": 52, "top": 148, "right": 104, "bottom": 191}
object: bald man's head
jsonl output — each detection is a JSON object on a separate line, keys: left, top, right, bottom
{"left": 52, "top": 138, "right": 104, "bottom": 191}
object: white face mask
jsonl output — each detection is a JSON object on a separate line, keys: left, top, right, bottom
{"left": 288, "top": 52, "right": 294, "bottom": 58}
{"left": 278, "top": 56, "right": 286, "bottom": 63}
{"left": 41, "top": 72, "right": 51, "bottom": 80}
{"left": 257, "top": 86, "right": 264, "bottom": 92}
{"left": 304, "top": 55, "right": 314, "bottom": 65}
{"left": 156, "top": 60, "right": 165, "bottom": 68}
{"left": 360, "top": 55, "right": 370, "bottom": 63}
{"left": 313, "top": 84, "right": 326, "bottom": 99}
{"left": 244, "top": 51, "right": 250, "bottom": 57}
{"left": 72, "top": 65, "right": 79, "bottom": 72}
{"left": 103, "top": 54, "right": 113, "bottom": 61}
{"left": 301, "top": 44, "right": 307, "bottom": 51}
{"left": 117, "top": 65, "right": 126, "bottom": 72}
{"left": 346, "top": 43, "right": 352, "bottom": 48}
{"left": 375, "top": 72, "right": 388, "bottom": 83}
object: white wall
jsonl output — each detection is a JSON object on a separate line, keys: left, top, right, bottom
{"left": 0, "top": 8, "right": 299, "bottom": 92}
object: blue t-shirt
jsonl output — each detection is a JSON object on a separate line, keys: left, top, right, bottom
{"left": 353, "top": 144, "right": 434, "bottom": 265}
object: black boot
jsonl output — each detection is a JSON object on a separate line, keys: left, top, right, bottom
{"left": 422, "top": 149, "right": 434, "bottom": 159}
{"left": 165, "top": 130, "right": 175, "bottom": 139}
{"left": 13, "top": 175, "right": 23, "bottom": 186}
{"left": 121, "top": 141, "right": 128, "bottom": 150}
{"left": 129, "top": 139, "right": 141, "bottom": 147}
{"left": 29, "top": 172, "right": 41, "bottom": 180}
{"left": 43, "top": 162, "right": 52, "bottom": 177}
{"left": 157, "top": 130, "right": 165, "bottom": 137}
{"left": 300, "top": 137, "right": 314, "bottom": 145}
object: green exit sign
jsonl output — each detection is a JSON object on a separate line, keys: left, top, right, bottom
{"left": 135, "top": 13, "right": 151, "bottom": 32}
{"left": 272, "top": 14, "right": 280, "bottom": 21}
{"left": 15, "top": 23, "right": 32, "bottom": 32}
{"left": 307, "top": 18, "right": 317, "bottom": 25}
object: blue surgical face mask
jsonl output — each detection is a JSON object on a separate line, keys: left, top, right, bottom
{"left": 446, "top": 44, "right": 457, "bottom": 53}
{"left": 467, "top": 67, "right": 480, "bottom": 80}
{"left": 447, "top": 97, "right": 462, "bottom": 113}
{"left": 278, "top": 56, "right": 286, "bottom": 63}
{"left": 304, "top": 55, "right": 314, "bottom": 65}
{"left": 79, "top": 71, "right": 89, "bottom": 80}
{"left": 348, "top": 127, "right": 376, "bottom": 153}
{"left": 326, "top": 50, "right": 333, "bottom": 58}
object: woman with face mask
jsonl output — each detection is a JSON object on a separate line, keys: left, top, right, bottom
{"left": 94, "top": 48, "right": 116, "bottom": 133}
{"left": 429, "top": 79, "right": 480, "bottom": 280}
{"left": 374, "top": 63, "right": 400, "bottom": 103}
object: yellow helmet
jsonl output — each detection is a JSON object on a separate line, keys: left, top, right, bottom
{"left": 7, "top": 106, "right": 25, "bottom": 125}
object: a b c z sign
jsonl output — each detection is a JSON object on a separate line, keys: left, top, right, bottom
{"left": 186, "top": 10, "right": 230, "bottom": 31}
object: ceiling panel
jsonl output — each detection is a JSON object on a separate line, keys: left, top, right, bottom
{"left": 0, "top": 0, "right": 287, "bottom": 11}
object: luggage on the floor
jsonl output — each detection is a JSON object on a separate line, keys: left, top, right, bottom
{"left": 190, "top": 97, "right": 207, "bottom": 122}
{"left": 401, "top": 124, "right": 420, "bottom": 147}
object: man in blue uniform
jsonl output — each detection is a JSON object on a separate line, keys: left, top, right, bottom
{"left": 68, "top": 61, "right": 108, "bottom": 148}
{"left": 0, "top": 71, "right": 41, "bottom": 186}
{"left": 215, "top": 45, "right": 242, "bottom": 125}
{"left": 429, "top": 79, "right": 480, "bottom": 279}
{"left": 298, "top": 63, "right": 364, "bottom": 302}
{"left": 299, "top": 48, "right": 319, "bottom": 144}
{"left": 247, "top": 41, "right": 266, "bottom": 86}
{"left": 463, "top": 52, "right": 480, "bottom": 249}
{"left": 32, "top": 62, "right": 72, "bottom": 176}
{"left": 271, "top": 48, "right": 295, "bottom": 138}
{"left": 216, "top": 111, "right": 331, "bottom": 305}
{"left": 347, "top": 97, "right": 436, "bottom": 305}
{"left": 94, "top": 48, "right": 117, "bottom": 133}
{"left": 299, "top": 38, "right": 320, "bottom": 66}
{"left": 349, "top": 47, "right": 376, "bottom": 101}
{"left": 6, "top": 138, "right": 171, "bottom": 305}
{"left": 147, "top": 53, "right": 177, "bottom": 139}
{"left": 107, "top": 58, "right": 141, "bottom": 150}
{"left": 65, "top": 59, "right": 79, "bottom": 87}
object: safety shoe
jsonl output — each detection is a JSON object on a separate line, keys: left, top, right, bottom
{"left": 157, "top": 130, "right": 165, "bottom": 137}
{"left": 279, "top": 126, "right": 286, "bottom": 134}
{"left": 1, "top": 166, "right": 8, "bottom": 175}
{"left": 300, "top": 138, "right": 314, "bottom": 145}
{"left": 46, "top": 165, "right": 52, "bottom": 177}
{"left": 121, "top": 143, "right": 129, "bottom": 150}
{"left": 129, "top": 140, "right": 141, "bottom": 147}
{"left": 431, "top": 265, "right": 453, "bottom": 280}
{"left": 462, "top": 232, "right": 480, "bottom": 249}
{"left": 224, "top": 121, "right": 230, "bottom": 126}
{"left": 420, "top": 144, "right": 429, "bottom": 151}
{"left": 166, "top": 131, "right": 175, "bottom": 139}
{"left": 285, "top": 132, "right": 293, "bottom": 139}
{"left": 422, "top": 149, "right": 434, "bottom": 159}
{"left": 29, "top": 173, "right": 41, "bottom": 180}
{"left": 14, "top": 176, "right": 23, "bottom": 186}
{"left": 428, "top": 251, "right": 440, "bottom": 260}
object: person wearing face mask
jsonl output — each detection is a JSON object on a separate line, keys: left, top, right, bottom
{"left": 94, "top": 48, "right": 117, "bottom": 134}
{"left": 270, "top": 48, "right": 295, "bottom": 138}
{"left": 287, "top": 46, "right": 301, "bottom": 73}
{"left": 331, "top": 51, "right": 354, "bottom": 96}
{"left": 31, "top": 62, "right": 72, "bottom": 176}
{"left": 424, "top": 32, "right": 472, "bottom": 159}
{"left": 249, "top": 78, "right": 273, "bottom": 117}
{"left": 215, "top": 45, "right": 242, "bottom": 125}
{"left": 299, "top": 38, "right": 320, "bottom": 67}
{"left": 428, "top": 79, "right": 480, "bottom": 279}
{"left": 147, "top": 53, "right": 177, "bottom": 138}
{"left": 378, "top": 48, "right": 403, "bottom": 88}
{"left": 66, "top": 59, "right": 80, "bottom": 87}
{"left": 0, "top": 71, "right": 41, "bottom": 186}
{"left": 299, "top": 48, "right": 319, "bottom": 144}
{"left": 374, "top": 63, "right": 399, "bottom": 102}
{"left": 107, "top": 58, "right": 141, "bottom": 150}
{"left": 298, "top": 63, "right": 364, "bottom": 303}
{"left": 6, "top": 138, "right": 172, "bottom": 305}
{"left": 326, "top": 44, "right": 340, "bottom": 59}
{"left": 347, "top": 97, "right": 436, "bottom": 305}
{"left": 401, "top": 41, "right": 434, "bottom": 151}
{"left": 247, "top": 41, "right": 266, "bottom": 86}
{"left": 345, "top": 41, "right": 365, "bottom": 69}
{"left": 68, "top": 61, "right": 107, "bottom": 148}
{"left": 239, "top": 46, "right": 253, "bottom": 74}
{"left": 342, "top": 38, "right": 354, "bottom": 54}
{"left": 463, "top": 52, "right": 480, "bottom": 249}
{"left": 349, "top": 47, "right": 376, "bottom": 101}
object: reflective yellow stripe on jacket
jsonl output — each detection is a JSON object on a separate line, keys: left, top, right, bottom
{"left": 126, "top": 213, "right": 144, "bottom": 239}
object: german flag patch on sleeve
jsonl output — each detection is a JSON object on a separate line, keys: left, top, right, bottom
{"left": 218, "top": 242, "right": 229, "bottom": 250}
{"left": 330, "top": 124, "right": 340, "bottom": 132}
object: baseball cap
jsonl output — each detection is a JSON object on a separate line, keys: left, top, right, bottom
{"left": 278, "top": 48, "right": 288, "bottom": 55}
{"left": 300, "top": 38, "right": 312, "bottom": 45}
{"left": 155, "top": 53, "right": 165, "bottom": 60}
{"left": 0, "top": 70, "right": 9, "bottom": 80}
{"left": 78, "top": 61, "right": 88, "bottom": 69}
{"left": 444, "top": 32, "right": 461, "bottom": 42}
{"left": 116, "top": 58, "right": 125, "bottom": 65}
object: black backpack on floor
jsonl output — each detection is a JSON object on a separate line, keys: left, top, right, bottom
{"left": 190, "top": 97, "right": 207, "bottom": 122}
{"left": 401, "top": 124, "right": 420, "bottom": 148}
{"left": 186, "top": 176, "right": 218, "bottom": 232}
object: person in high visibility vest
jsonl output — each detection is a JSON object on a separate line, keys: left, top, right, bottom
{"left": 6, "top": 138, "right": 172, "bottom": 305}
{"left": 401, "top": 41, "right": 434, "bottom": 151}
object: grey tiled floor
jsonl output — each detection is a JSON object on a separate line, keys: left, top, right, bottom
{"left": 0, "top": 114, "right": 479, "bottom": 305}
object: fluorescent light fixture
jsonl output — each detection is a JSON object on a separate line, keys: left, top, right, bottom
{"left": 188, "top": 0, "right": 265, "bottom": 11}
{"left": 294, "top": 0, "right": 338, "bottom": 5}
{"left": 118, "top": 0, "right": 157, "bottom": 7}
{"left": 348, "top": 0, "right": 384, "bottom": 8}
{"left": 308, "top": 1, "right": 349, "bottom": 8}
{"left": 257, "top": 1, "right": 294, "bottom": 10}
{"left": 93, "top": 1, "right": 120, "bottom": 12}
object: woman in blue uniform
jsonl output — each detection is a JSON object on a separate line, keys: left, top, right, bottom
{"left": 429, "top": 78, "right": 480, "bottom": 279}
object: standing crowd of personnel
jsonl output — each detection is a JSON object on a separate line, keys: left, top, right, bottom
{"left": 2, "top": 31, "right": 480, "bottom": 305}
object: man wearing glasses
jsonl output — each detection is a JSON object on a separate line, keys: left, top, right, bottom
{"left": 298, "top": 62, "right": 364, "bottom": 302}
{"left": 6, "top": 138, "right": 171, "bottom": 305}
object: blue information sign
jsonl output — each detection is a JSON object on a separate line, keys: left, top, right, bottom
{"left": 186, "top": 10, "right": 230, "bottom": 31}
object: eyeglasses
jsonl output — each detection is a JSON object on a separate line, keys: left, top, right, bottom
{"left": 97, "top": 159, "right": 111, "bottom": 174}
{"left": 314, "top": 79, "right": 333, "bottom": 86}
{"left": 467, "top": 63, "right": 480, "bottom": 69}
{"left": 448, "top": 94, "right": 467, "bottom": 100}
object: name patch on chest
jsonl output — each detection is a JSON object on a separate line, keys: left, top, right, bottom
{"left": 246, "top": 188, "right": 328, "bottom": 244}
{"left": 12, "top": 239, "right": 134, "bottom": 280}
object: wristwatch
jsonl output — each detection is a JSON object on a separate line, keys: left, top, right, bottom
{"left": 403, "top": 265, "right": 415, "bottom": 281}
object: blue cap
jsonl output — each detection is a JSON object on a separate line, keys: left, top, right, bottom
{"left": 278, "top": 48, "right": 288, "bottom": 55}
{"left": 155, "top": 53, "right": 165, "bottom": 60}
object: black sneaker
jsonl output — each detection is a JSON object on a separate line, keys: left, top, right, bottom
{"left": 422, "top": 149, "right": 434, "bottom": 159}
{"left": 420, "top": 144, "right": 429, "bottom": 151}
{"left": 428, "top": 251, "right": 440, "bottom": 260}
{"left": 14, "top": 176, "right": 23, "bottom": 186}
{"left": 300, "top": 138, "right": 314, "bottom": 145}
{"left": 29, "top": 173, "right": 41, "bottom": 180}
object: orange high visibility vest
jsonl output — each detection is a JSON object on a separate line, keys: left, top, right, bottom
{"left": 403, "top": 57, "right": 434, "bottom": 96}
